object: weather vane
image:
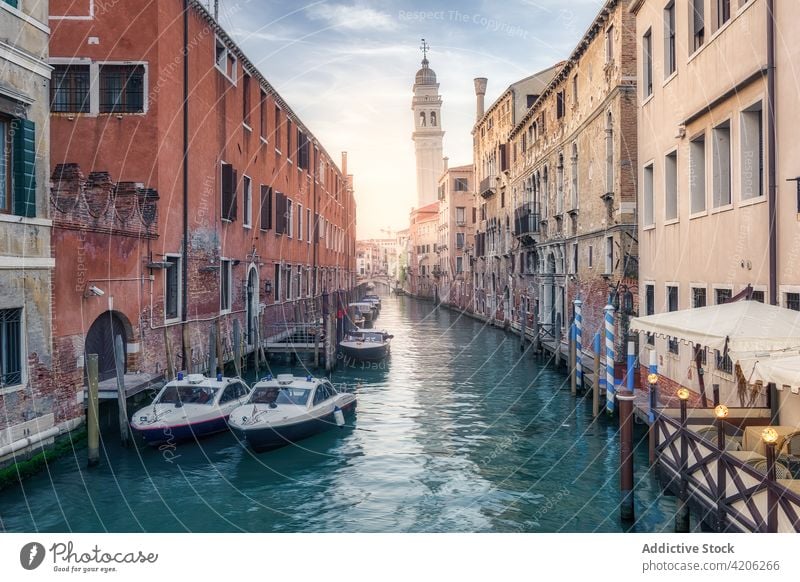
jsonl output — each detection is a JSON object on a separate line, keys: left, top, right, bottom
{"left": 420, "top": 38, "right": 429, "bottom": 60}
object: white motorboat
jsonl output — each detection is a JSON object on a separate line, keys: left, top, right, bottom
{"left": 349, "top": 302, "right": 375, "bottom": 326}
{"left": 130, "top": 373, "right": 251, "bottom": 445}
{"left": 228, "top": 374, "right": 356, "bottom": 452}
{"left": 339, "top": 329, "right": 392, "bottom": 362}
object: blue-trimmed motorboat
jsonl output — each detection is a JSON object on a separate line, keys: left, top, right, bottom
{"left": 130, "top": 373, "right": 251, "bottom": 445}
{"left": 228, "top": 374, "right": 357, "bottom": 452}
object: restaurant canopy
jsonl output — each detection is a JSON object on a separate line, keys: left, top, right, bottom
{"left": 629, "top": 300, "right": 800, "bottom": 363}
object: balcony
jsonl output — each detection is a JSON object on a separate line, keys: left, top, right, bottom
{"left": 479, "top": 175, "right": 496, "bottom": 198}
{"left": 514, "top": 204, "right": 540, "bottom": 246}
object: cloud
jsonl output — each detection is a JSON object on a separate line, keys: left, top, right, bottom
{"left": 305, "top": 3, "right": 397, "bottom": 32}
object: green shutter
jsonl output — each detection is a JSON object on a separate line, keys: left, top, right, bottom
{"left": 4, "top": 1, "right": 20, "bottom": 9}
{"left": 13, "top": 119, "right": 36, "bottom": 218}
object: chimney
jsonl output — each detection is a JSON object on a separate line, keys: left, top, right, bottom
{"left": 443, "top": 156, "right": 449, "bottom": 172}
{"left": 341, "top": 151, "right": 348, "bottom": 175}
{"left": 474, "top": 77, "right": 488, "bottom": 121}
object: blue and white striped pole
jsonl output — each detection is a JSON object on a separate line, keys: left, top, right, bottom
{"left": 604, "top": 303, "right": 616, "bottom": 414}
{"left": 648, "top": 350, "right": 658, "bottom": 424}
{"left": 574, "top": 299, "right": 583, "bottom": 394}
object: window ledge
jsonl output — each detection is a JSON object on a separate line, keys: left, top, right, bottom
{"left": 260, "top": 136, "right": 268, "bottom": 145}
{"left": 164, "top": 317, "right": 181, "bottom": 326}
{"left": 664, "top": 218, "right": 680, "bottom": 227}
{"left": 0, "top": 384, "right": 24, "bottom": 397}
{"left": 689, "top": 210, "right": 708, "bottom": 220}
{"left": 242, "top": 123, "right": 252, "bottom": 132}
{"left": 739, "top": 195, "right": 766, "bottom": 209}
{"left": 220, "top": 308, "right": 232, "bottom": 316}
{"left": 274, "top": 148, "right": 282, "bottom": 156}
{"left": 710, "top": 203, "right": 734, "bottom": 215}
{"left": 642, "top": 93, "right": 654, "bottom": 107}
{"left": 1, "top": 3, "right": 49, "bottom": 34}
{"left": 642, "top": 224, "right": 656, "bottom": 232}
{"left": 662, "top": 70, "right": 677, "bottom": 88}
{"left": 0, "top": 214, "right": 52, "bottom": 228}
{"left": 243, "top": 224, "right": 252, "bottom": 230}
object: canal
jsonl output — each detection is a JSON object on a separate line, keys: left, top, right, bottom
{"left": 0, "top": 295, "right": 678, "bottom": 532}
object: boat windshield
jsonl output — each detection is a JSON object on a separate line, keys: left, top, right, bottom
{"left": 250, "top": 386, "right": 280, "bottom": 404}
{"left": 275, "top": 387, "right": 311, "bottom": 406}
{"left": 157, "top": 385, "right": 218, "bottom": 405}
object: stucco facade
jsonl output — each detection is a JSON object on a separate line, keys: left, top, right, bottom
{"left": 632, "top": 0, "right": 800, "bottom": 416}
{"left": 436, "top": 164, "right": 475, "bottom": 310}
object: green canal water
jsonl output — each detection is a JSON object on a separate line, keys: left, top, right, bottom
{"left": 0, "top": 295, "right": 678, "bottom": 532}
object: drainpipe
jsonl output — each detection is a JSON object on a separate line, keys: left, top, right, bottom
{"left": 767, "top": 0, "right": 777, "bottom": 305}
{"left": 182, "top": 1, "right": 190, "bottom": 356}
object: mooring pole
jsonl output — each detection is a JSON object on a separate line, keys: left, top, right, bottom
{"left": 675, "top": 390, "right": 690, "bottom": 532}
{"left": 574, "top": 299, "right": 583, "bottom": 395}
{"left": 113, "top": 334, "right": 130, "bottom": 447}
{"left": 592, "top": 332, "right": 601, "bottom": 418}
{"left": 618, "top": 389, "right": 636, "bottom": 521}
{"left": 604, "top": 304, "right": 616, "bottom": 415}
{"left": 715, "top": 403, "right": 729, "bottom": 532}
{"left": 647, "top": 353, "right": 659, "bottom": 466}
{"left": 87, "top": 354, "right": 100, "bottom": 467}
{"left": 765, "top": 437, "right": 778, "bottom": 533}
{"left": 233, "top": 319, "right": 242, "bottom": 377}
{"left": 208, "top": 325, "right": 217, "bottom": 376}
{"left": 570, "top": 324, "right": 577, "bottom": 397}
{"left": 163, "top": 326, "right": 175, "bottom": 380}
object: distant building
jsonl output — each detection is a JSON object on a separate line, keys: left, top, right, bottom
{"left": 407, "top": 203, "right": 439, "bottom": 298}
{"left": 0, "top": 0, "right": 72, "bottom": 466}
{"left": 631, "top": 0, "right": 799, "bottom": 411}
{"left": 472, "top": 65, "right": 559, "bottom": 320}
{"left": 436, "top": 163, "right": 476, "bottom": 310}
{"left": 412, "top": 41, "right": 445, "bottom": 208}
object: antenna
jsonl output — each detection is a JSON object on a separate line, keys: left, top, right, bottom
{"left": 214, "top": 0, "right": 219, "bottom": 20}
{"left": 420, "top": 38, "right": 430, "bottom": 60}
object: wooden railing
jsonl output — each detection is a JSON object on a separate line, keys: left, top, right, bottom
{"left": 654, "top": 411, "right": 800, "bottom": 532}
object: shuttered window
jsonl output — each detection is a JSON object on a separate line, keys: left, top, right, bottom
{"left": 275, "top": 192, "right": 287, "bottom": 234}
{"left": 221, "top": 162, "right": 237, "bottom": 221}
{"left": 12, "top": 118, "right": 36, "bottom": 218}
{"left": 0, "top": 308, "right": 22, "bottom": 387}
{"left": 260, "top": 185, "right": 272, "bottom": 230}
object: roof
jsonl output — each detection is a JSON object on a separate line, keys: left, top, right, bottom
{"left": 415, "top": 57, "right": 437, "bottom": 86}
{"left": 629, "top": 301, "right": 800, "bottom": 362}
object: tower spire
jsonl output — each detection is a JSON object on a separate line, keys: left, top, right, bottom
{"left": 419, "top": 38, "right": 430, "bottom": 64}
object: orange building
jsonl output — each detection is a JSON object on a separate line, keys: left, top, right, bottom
{"left": 48, "top": 0, "right": 356, "bottom": 383}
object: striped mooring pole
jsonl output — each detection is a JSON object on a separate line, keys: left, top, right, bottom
{"left": 574, "top": 299, "right": 583, "bottom": 394}
{"left": 604, "top": 303, "right": 616, "bottom": 414}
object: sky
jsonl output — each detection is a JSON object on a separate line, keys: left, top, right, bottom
{"left": 219, "top": 0, "right": 604, "bottom": 239}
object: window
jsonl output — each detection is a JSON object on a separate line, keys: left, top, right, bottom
{"left": 287, "top": 199, "right": 294, "bottom": 238}
{"left": 165, "top": 255, "right": 181, "bottom": 321}
{"left": 692, "top": 287, "right": 707, "bottom": 308}
{"left": 751, "top": 290, "right": 765, "bottom": 303}
{"left": 298, "top": 130, "right": 310, "bottom": 170}
{"left": 571, "top": 143, "right": 578, "bottom": 209}
{"left": 259, "top": 90, "right": 267, "bottom": 139}
{"left": 0, "top": 117, "right": 35, "bottom": 217}
{"left": 605, "top": 113, "right": 614, "bottom": 195}
{"left": 242, "top": 74, "right": 251, "bottom": 128}
{"left": 604, "top": 236, "right": 613, "bottom": 274}
{"left": 99, "top": 65, "right": 144, "bottom": 113}
{"left": 284, "top": 264, "right": 292, "bottom": 301}
{"left": 242, "top": 175, "right": 252, "bottom": 228}
{"left": 260, "top": 185, "right": 272, "bottom": 230}
{"left": 556, "top": 90, "right": 565, "bottom": 119}
{"left": 572, "top": 75, "right": 578, "bottom": 105}
{"left": 221, "top": 162, "right": 237, "bottom": 221}
{"left": 456, "top": 232, "right": 465, "bottom": 249}
{"left": 645, "top": 284, "right": 655, "bottom": 345}
{"left": 643, "top": 29, "right": 653, "bottom": 98}
{"left": 456, "top": 207, "right": 466, "bottom": 225}
{"left": 691, "top": 0, "right": 705, "bottom": 51}
{"left": 643, "top": 164, "right": 654, "bottom": 226}
{"left": 740, "top": 102, "right": 764, "bottom": 200}
{"left": 220, "top": 259, "right": 232, "bottom": 312}
{"left": 665, "top": 151, "right": 678, "bottom": 221}
{"left": 715, "top": 288, "right": 732, "bottom": 304}
{"left": 297, "top": 204, "right": 303, "bottom": 241}
{"left": 274, "top": 106, "right": 281, "bottom": 150}
{"left": 690, "top": 134, "right": 706, "bottom": 213}
{"left": 664, "top": 2, "right": 676, "bottom": 77}
{"left": 667, "top": 285, "right": 679, "bottom": 354}
{"left": 456, "top": 256, "right": 463, "bottom": 274}
{"left": 287, "top": 118, "right": 293, "bottom": 163}
{"left": 306, "top": 208, "right": 311, "bottom": 242}
{"left": 454, "top": 178, "right": 468, "bottom": 191}
{"left": 0, "top": 308, "right": 22, "bottom": 387}
{"left": 606, "top": 25, "right": 614, "bottom": 62}
{"left": 588, "top": 245, "right": 593, "bottom": 268}
{"left": 716, "top": 0, "right": 731, "bottom": 29}
{"left": 274, "top": 263, "right": 281, "bottom": 304}
{"left": 571, "top": 242, "right": 578, "bottom": 274}
{"left": 431, "top": 111, "right": 437, "bottom": 127}
{"left": 214, "top": 37, "right": 237, "bottom": 82}
{"left": 51, "top": 65, "right": 90, "bottom": 113}
{"left": 716, "top": 349, "right": 733, "bottom": 374}
{"left": 712, "top": 121, "right": 731, "bottom": 207}
{"left": 786, "top": 293, "right": 800, "bottom": 311}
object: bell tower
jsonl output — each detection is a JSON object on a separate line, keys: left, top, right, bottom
{"left": 411, "top": 39, "right": 444, "bottom": 208}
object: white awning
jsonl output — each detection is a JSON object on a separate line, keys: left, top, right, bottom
{"left": 742, "top": 356, "right": 800, "bottom": 394}
{"left": 629, "top": 301, "right": 800, "bottom": 362}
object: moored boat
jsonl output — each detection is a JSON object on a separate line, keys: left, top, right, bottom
{"left": 339, "top": 329, "right": 392, "bottom": 362}
{"left": 130, "top": 373, "right": 251, "bottom": 445}
{"left": 349, "top": 302, "right": 374, "bottom": 326}
{"left": 228, "top": 374, "right": 357, "bottom": 452}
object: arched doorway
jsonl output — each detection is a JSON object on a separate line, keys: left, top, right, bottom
{"left": 85, "top": 311, "right": 129, "bottom": 381}
{"left": 246, "top": 266, "right": 259, "bottom": 346}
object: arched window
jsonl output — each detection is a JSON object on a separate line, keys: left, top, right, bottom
{"left": 420, "top": 111, "right": 426, "bottom": 127}
{"left": 606, "top": 111, "right": 614, "bottom": 195}
{"left": 542, "top": 166, "right": 549, "bottom": 218}
{"left": 571, "top": 142, "right": 579, "bottom": 210}
{"left": 430, "top": 111, "right": 437, "bottom": 126}
{"left": 557, "top": 153, "right": 564, "bottom": 214}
